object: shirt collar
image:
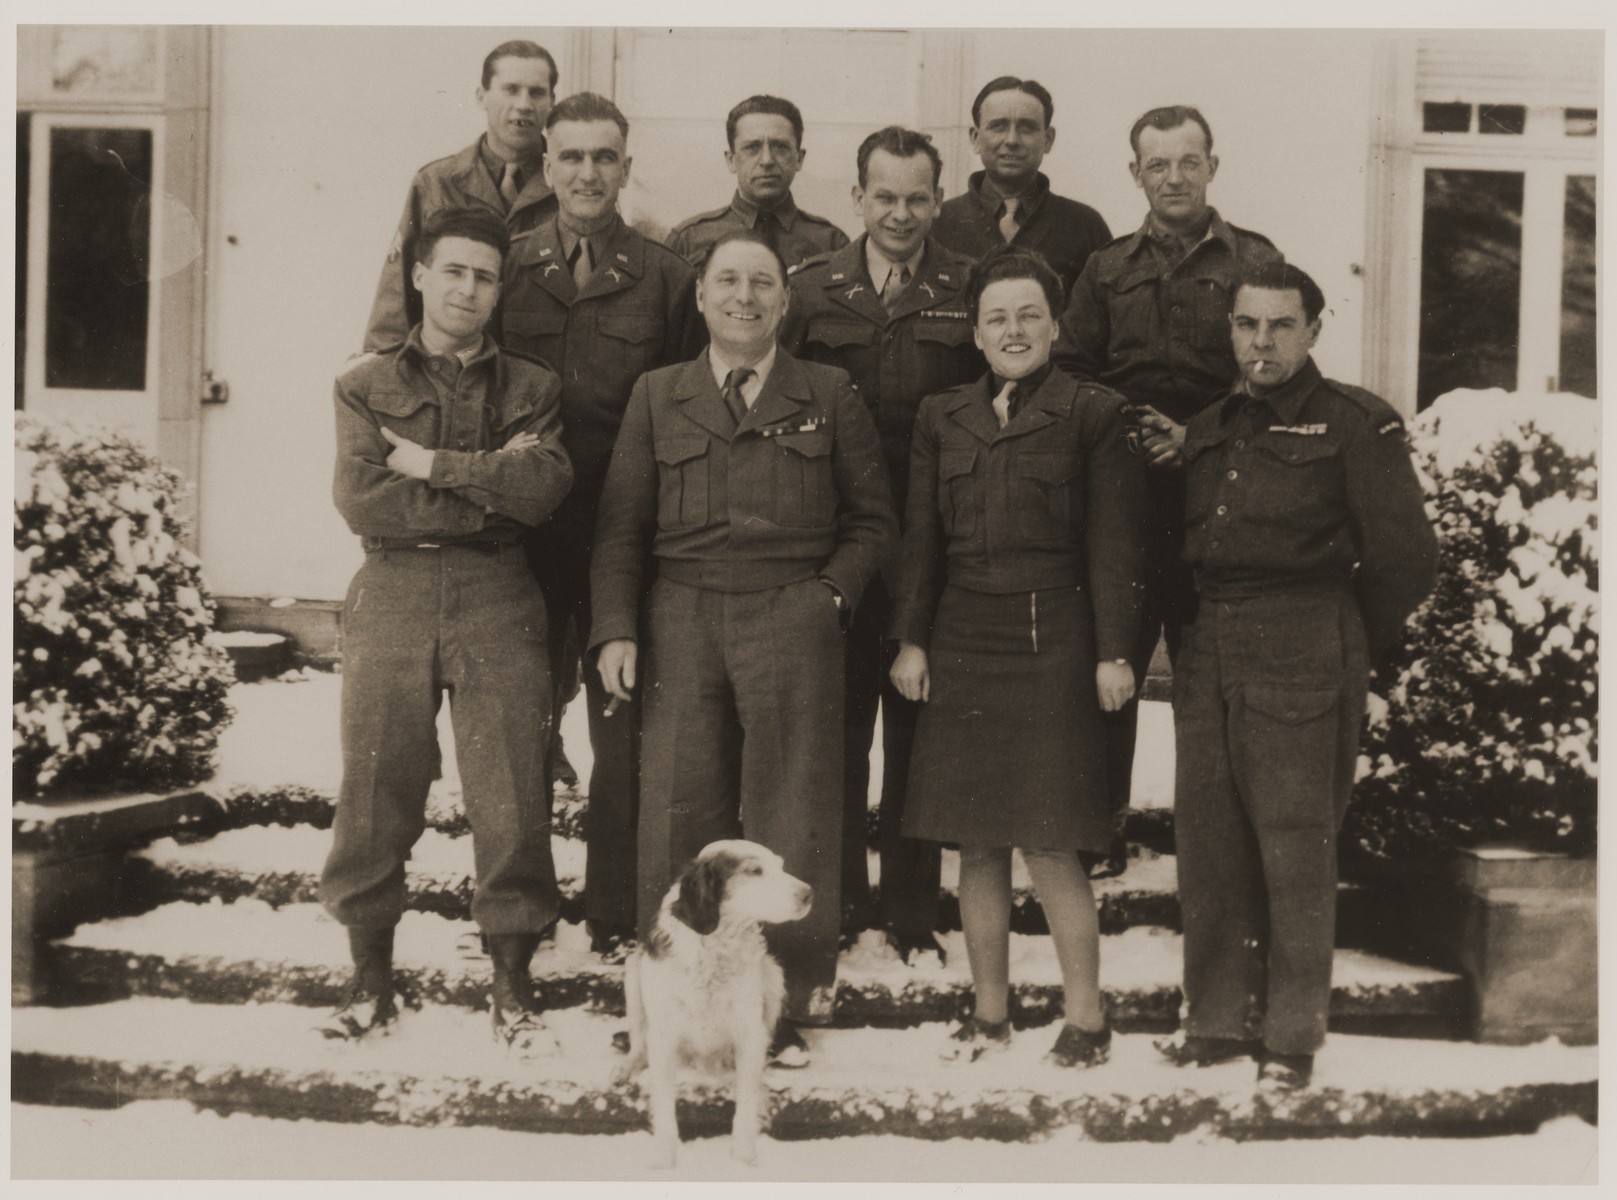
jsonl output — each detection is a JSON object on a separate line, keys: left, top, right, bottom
{"left": 556, "top": 211, "right": 623, "bottom": 261}
{"left": 477, "top": 134, "right": 542, "bottom": 184}
{"left": 968, "top": 169, "right": 1051, "bottom": 220}
{"left": 990, "top": 361, "right": 1053, "bottom": 399}
{"left": 864, "top": 237, "right": 925, "bottom": 293}
{"left": 730, "top": 190, "right": 801, "bottom": 231}
{"left": 405, "top": 324, "right": 495, "bottom": 368}
{"left": 1222, "top": 357, "right": 1323, "bottom": 424}
{"left": 709, "top": 342, "right": 778, "bottom": 395}
{"left": 1123, "top": 205, "right": 1232, "bottom": 260}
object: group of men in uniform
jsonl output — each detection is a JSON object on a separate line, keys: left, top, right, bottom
{"left": 321, "top": 37, "right": 1437, "bottom": 1090}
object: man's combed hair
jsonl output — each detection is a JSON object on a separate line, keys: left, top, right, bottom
{"left": 1128, "top": 105, "right": 1215, "bottom": 158}
{"left": 725, "top": 95, "right": 805, "bottom": 150}
{"left": 480, "top": 40, "right": 558, "bottom": 91}
{"left": 856, "top": 126, "right": 942, "bottom": 189}
{"left": 1235, "top": 260, "right": 1325, "bottom": 324}
{"left": 545, "top": 91, "right": 630, "bottom": 138}
{"left": 971, "top": 76, "right": 1055, "bottom": 128}
{"left": 966, "top": 245, "right": 1065, "bottom": 322}
{"left": 416, "top": 206, "right": 511, "bottom": 266}
{"left": 699, "top": 228, "right": 789, "bottom": 285}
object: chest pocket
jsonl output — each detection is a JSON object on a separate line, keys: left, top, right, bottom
{"left": 599, "top": 311, "right": 665, "bottom": 381}
{"left": 772, "top": 430, "right": 835, "bottom": 527}
{"left": 937, "top": 448, "right": 978, "bottom": 539}
{"left": 1103, "top": 267, "right": 1160, "bottom": 355}
{"left": 503, "top": 307, "right": 567, "bottom": 357}
{"left": 1014, "top": 450, "right": 1080, "bottom": 541}
{"left": 1181, "top": 424, "right": 1231, "bottom": 526}
{"left": 365, "top": 389, "right": 440, "bottom": 448}
{"left": 805, "top": 319, "right": 876, "bottom": 359}
{"left": 1248, "top": 435, "right": 1344, "bottom": 533}
{"left": 654, "top": 435, "right": 711, "bottom": 530}
{"left": 1188, "top": 272, "right": 1235, "bottom": 350}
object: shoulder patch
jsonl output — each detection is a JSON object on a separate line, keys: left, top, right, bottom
{"left": 1376, "top": 417, "right": 1406, "bottom": 437}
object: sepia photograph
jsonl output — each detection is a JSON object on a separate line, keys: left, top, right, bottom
{"left": 9, "top": 6, "right": 1603, "bottom": 1188}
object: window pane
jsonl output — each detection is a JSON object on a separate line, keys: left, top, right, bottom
{"left": 1479, "top": 104, "right": 1527, "bottom": 135}
{"left": 1559, "top": 175, "right": 1597, "bottom": 398}
{"left": 44, "top": 126, "right": 152, "bottom": 391}
{"left": 1423, "top": 102, "right": 1472, "bottom": 133}
{"left": 1565, "top": 108, "right": 1598, "bottom": 137}
{"left": 1418, "top": 168, "right": 1524, "bottom": 409}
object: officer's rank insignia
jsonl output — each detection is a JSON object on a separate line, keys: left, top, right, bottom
{"left": 616, "top": 252, "right": 629, "bottom": 263}
{"left": 1377, "top": 418, "right": 1405, "bottom": 437}
{"left": 1268, "top": 423, "right": 1328, "bottom": 435}
{"left": 829, "top": 270, "right": 848, "bottom": 282}
{"left": 918, "top": 281, "right": 937, "bottom": 300}
{"left": 938, "top": 272, "right": 953, "bottom": 283}
{"left": 844, "top": 284, "right": 866, "bottom": 300}
{"left": 760, "top": 416, "right": 828, "bottom": 438}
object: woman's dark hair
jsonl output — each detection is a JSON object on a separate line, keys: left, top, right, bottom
{"left": 966, "top": 245, "right": 1064, "bottom": 322}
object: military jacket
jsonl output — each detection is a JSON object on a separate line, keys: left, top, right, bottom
{"left": 889, "top": 369, "right": 1146, "bottom": 660}
{"left": 780, "top": 237, "right": 984, "bottom": 506}
{"left": 1182, "top": 359, "right": 1439, "bottom": 658}
{"left": 667, "top": 191, "right": 850, "bottom": 271}
{"left": 1054, "top": 209, "right": 1282, "bottom": 424}
{"left": 363, "top": 138, "right": 557, "bottom": 352}
{"left": 500, "top": 216, "right": 707, "bottom": 504}
{"left": 333, "top": 327, "right": 573, "bottom": 543}
{"left": 933, "top": 171, "right": 1112, "bottom": 299}
{"left": 589, "top": 349, "right": 897, "bottom": 646}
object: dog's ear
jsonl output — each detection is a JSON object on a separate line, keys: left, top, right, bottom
{"left": 671, "top": 856, "right": 725, "bottom": 936}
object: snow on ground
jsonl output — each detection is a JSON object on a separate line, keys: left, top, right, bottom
{"left": 8, "top": 1100, "right": 1599, "bottom": 1185}
{"left": 61, "top": 900, "right": 1455, "bottom": 995}
{"left": 206, "top": 673, "right": 1178, "bottom": 812}
{"left": 10, "top": 997, "right": 1597, "bottom": 1105}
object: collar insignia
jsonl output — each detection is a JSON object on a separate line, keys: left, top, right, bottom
{"left": 605, "top": 266, "right": 623, "bottom": 283}
{"left": 830, "top": 271, "right": 847, "bottom": 282}
{"left": 542, "top": 262, "right": 560, "bottom": 276}
{"left": 918, "top": 281, "right": 936, "bottom": 300}
{"left": 845, "top": 284, "right": 866, "bottom": 300}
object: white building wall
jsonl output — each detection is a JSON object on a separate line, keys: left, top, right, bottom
{"left": 197, "top": 27, "right": 1380, "bottom": 604}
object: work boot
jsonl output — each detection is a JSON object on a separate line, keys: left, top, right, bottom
{"left": 1153, "top": 1031, "right": 1262, "bottom": 1068}
{"left": 488, "top": 932, "right": 559, "bottom": 1058}
{"left": 767, "top": 1020, "right": 811, "bottom": 1069}
{"left": 586, "top": 921, "right": 635, "bottom": 965}
{"left": 317, "top": 927, "right": 400, "bottom": 1040}
{"left": 1256, "top": 1050, "right": 1315, "bottom": 1093}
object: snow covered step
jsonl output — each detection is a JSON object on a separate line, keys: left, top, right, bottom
{"left": 13, "top": 998, "right": 1594, "bottom": 1144}
{"left": 46, "top": 901, "right": 1466, "bottom": 1035}
{"left": 132, "top": 827, "right": 1185, "bottom": 934}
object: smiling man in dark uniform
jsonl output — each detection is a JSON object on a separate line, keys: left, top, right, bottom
{"left": 499, "top": 92, "right": 706, "bottom": 959}
{"left": 668, "top": 95, "right": 850, "bottom": 272}
{"left": 782, "top": 125, "right": 982, "bottom": 962}
{"left": 364, "top": 40, "right": 560, "bottom": 351}
{"left": 592, "top": 228, "right": 896, "bottom": 1064}
{"left": 1159, "top": 261, "right": 1437, "bottom": 1091}
{"left": 933, "top": 76, "right": 1112, "bottom": 298}
{"left": 1052, "top": 104, "right": 1284, "bottom": 832}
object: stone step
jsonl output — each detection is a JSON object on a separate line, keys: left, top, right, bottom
{"left": 126, "top": 826, "right": 1186, "bottom": 935}
{"left": 12, "top": 998, "right": 1594, "bottom": 1145}
{"left": 43, "top": 901, "right": 1467, "bottom": 1037}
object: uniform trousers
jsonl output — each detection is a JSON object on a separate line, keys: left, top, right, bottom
{"left": 527, "top": 497, "right": 640, "bottom": 931}
{"left": 322, "top": 544, "right": 557, "bottom": 934}
{"left": 637, "top": 576, "right": 845, "bottom": 1024}
{"left": 1172, "top": 588, "right": 1369, "bottom": 1056}
{"left": 838, "top": 577, "right": 941, "bottom": 937}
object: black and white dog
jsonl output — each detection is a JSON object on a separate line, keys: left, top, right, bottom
{"left": 615, "top": 840, "right": 812, "bottom": 1167}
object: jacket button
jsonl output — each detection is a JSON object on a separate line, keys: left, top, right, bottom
{"left": 1227, "top": 469, "right": 1239, "bottom": 480}
{"left": 1216, "top": 505, "right": 1228, "bottom": 516}
{"left": 1235, "top": 439, "right": 1247, "bottom": 450}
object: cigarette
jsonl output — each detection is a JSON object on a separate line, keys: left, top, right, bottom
{"left": 604, "top": 697, "right": 622, "bottom": 717}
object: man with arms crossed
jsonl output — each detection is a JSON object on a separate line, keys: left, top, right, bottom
{"left": 323, "top": 207, "right": 573, "bottom": 1055}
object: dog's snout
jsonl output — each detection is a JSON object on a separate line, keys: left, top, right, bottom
{"left": 794, "top": 880, "right": 813, "bottom": 915}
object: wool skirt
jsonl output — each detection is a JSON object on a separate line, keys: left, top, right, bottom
{"left": 903, "top": 583, "right": 1111, "bottom": 852}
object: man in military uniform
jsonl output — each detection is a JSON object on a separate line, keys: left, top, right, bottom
{"left": 323, "top": 206, "right": 574, "bottom": 1054}
{"left": 667, "top": 95, "right": 850, "bottom": 272}
{"left": 592, "top": 229, "right": 896, "bottom": 1062}
{"left": 501, "top": 92, "right": 707, "bottom": 958}
{"left": 364, "top": 40, "right": 560, "bottom": 351}
{"left": 933, "top": 76, "right": 1112, "bottom": 298}
{"left": 1159, "top": 261, "right": 1438, "bottom": 1091}
{"left": 782, "top": 126, "right": 983, "bottom": 962}
{"left": 1052, "top": 105, "right": 1283, "bottom": 821}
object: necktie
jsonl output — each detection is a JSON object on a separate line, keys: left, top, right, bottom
{"left": 722, "top": 367, "right": 754, "bottom": 429}
{"left": 881, "top": 263, "right": 911, "bottom": 313}
{"left": 992, "top": 379, "right": 1019, "bottom": 429}
{"left": 756, "top": 210, "right": 781, "bottom": 256}
{"left": 570, "top": 236, "right": 592, "bottom": 291}
{"left": 499, "top": 162, "right": 522, "bottom": 208}
{"left": 998, "top": 197, "right": 1020, "bottom": 244}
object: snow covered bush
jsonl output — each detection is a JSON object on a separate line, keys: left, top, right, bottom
{"left": 14, "top": 421, "right": 234, "bottom": 795}
{"left": 1345, "top": 390, "right": 1598, "bottom": 865}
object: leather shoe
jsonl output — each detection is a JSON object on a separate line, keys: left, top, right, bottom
{"left": 1153, "top": 1032, "right": 1261, "bottom": 1067}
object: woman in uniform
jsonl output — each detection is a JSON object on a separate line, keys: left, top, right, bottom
{"left": 888, "top": 245, "right": 1146, "bottom": 1066}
